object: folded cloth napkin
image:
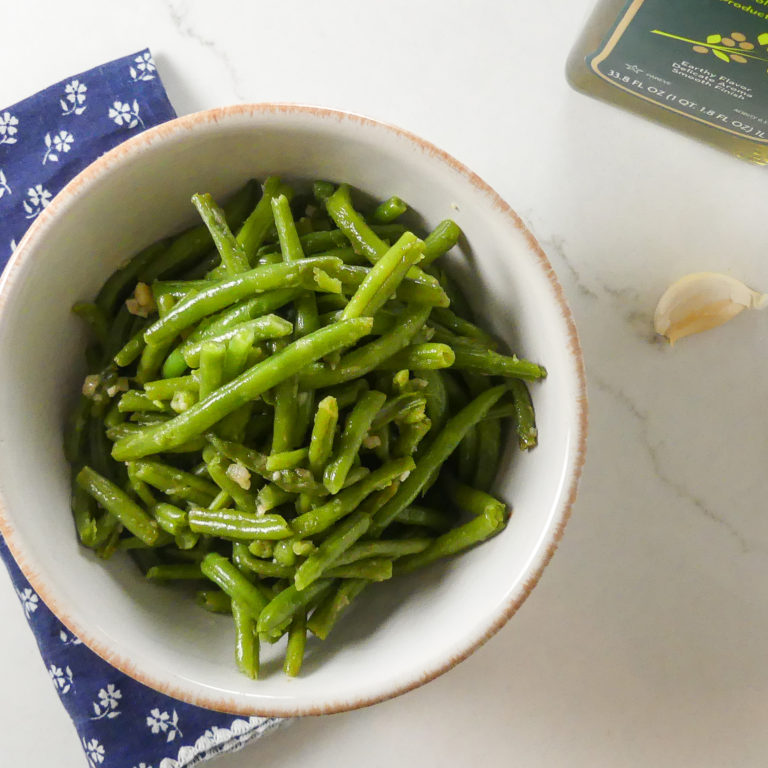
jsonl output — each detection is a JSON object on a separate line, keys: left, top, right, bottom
{"left": 0, "top": 50, "right": 282, "bottom": 768}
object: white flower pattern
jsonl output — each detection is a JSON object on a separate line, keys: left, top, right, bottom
{"left": 60, "top": 79, "right": 87, "bottom": 116}
{"left": 147, "top": 707, "right": 183, "bottom": 743}
{"left": 59, "top": 628, "right": 83, "bottom": 646}
{"left": 0, "top": 111, "right": 19, "bottom": 145}
{"left": 22, "top": 183, "right": 51, "bottom": 219}
{"left": 130, "top": 51, "right": 157, "bottom": 81}
{"left": 42, "top": 130, "right": 74, "bottom": 164}
{"left": 49, "top": 664, "right": 75, "bottom": 695}
{"left": 82, "top": 737, "right": 105, "bottom": 768}
{"left": 17, "top": 586, "right": 39, "bottom": 617}
{"left": 108, "top": 99, "right": 144, "bottom": 130}
{"left": 91, "top": 683, "right": 122, "bottom": 720}
{"left": 0, "top": 169, "right": 10, "bottom": 198}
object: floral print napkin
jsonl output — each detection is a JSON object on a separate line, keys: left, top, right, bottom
{"left": 0, "top": 50, "right": 283, "bottom": 768}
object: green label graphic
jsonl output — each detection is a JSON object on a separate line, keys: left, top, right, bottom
{"left": 589, "top": 0, "right": 768, "bottom": 143}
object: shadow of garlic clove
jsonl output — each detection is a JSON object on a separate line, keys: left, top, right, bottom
{"left": 654, "top": 272, "right": 768, "bottom": 344}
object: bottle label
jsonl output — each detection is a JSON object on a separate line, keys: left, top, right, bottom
{"left": 589, "top": 0, "right": 768, "bottom": 143}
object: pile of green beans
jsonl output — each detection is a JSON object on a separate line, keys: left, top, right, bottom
{"left": 66, "top": 178, "right": 545, "bottom": 679}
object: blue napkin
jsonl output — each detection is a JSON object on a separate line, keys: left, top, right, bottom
{"left": 0, "top": 50, "right": 283, "bottom": 768}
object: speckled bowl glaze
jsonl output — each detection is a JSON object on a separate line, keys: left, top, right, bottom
{"left": 0, "top": 104, "right": 587, "bottom": 716}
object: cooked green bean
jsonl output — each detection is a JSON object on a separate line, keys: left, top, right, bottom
{"left": 76, "top": 466, "right": 160, "bottom": 546}
{"left": 182, "top": 315, "right": 293, "bottom": 367}
{"left": 201, "top": 552, "right": 269, "bottom": 619}
{"left": 325, "top": 558, "right": 393, "bottom": 581}
{"left": 232, "top": 599, "right": 260, "bottom": 679}
{"left": 375, "top": 343, "right": 455, "bottom": 371}
{"left": 143, "top": 256, "right": 342, "bottom": 346}
{"left": 341, "top": 233, "right": 425, "bottom": 320}
{"left": 189, "top": 508, "right": 292, "bottom": 540}
{"left": 204, "top": 454, "right": 260, "bottom": 515}
{"left": 283, "top": 609, "right": 307, "bottom": 677}
{"left": 421, "top": 219, "right": 461, "bottom": 266}
{"left": 256, "top": 483, "right": 295, "bottom": 515}
{"left": 307, "top": 578, "right": 368, "bottom": 640}
{"left": 509, "top": 378, "right": 538, "bottom": 450}
{"left": 146, "top": 564, "right": 204, "bottom": 581}
{"left": 271, "top": 375, "right": 298, "bottom": 454}
{"left": 321, "top": 380, "right": 369, "bottom": 410}
{"left": 292, "top": 456, "right": 415, "bottom": 537}
{"left": 257, "top": 579, "right": 335, "bottom": 634}
{"left": 192, "top": 193, "right": 251, "bottom": 275}
{"left": 265, "top": 448, "right": 309, "bottom": 472}
{"left": 324, "top": 390, "right": 386, "bottom": 494}
{"left": 308, "top": 396, "right": 338, "bottom": 477}
{"left": 112, "top": 317, "right": 373, "bottom": 460}
{"left": 451, "top": 345, "right": 547, "bottom": 380}
{"left": 196, "top": 590, "right": 232, "bottom": 614}
{"left": 333, "top": 537, "right": 431, "bottom": 566}
{"left": 370, "top": 385, "right": 508, "bottom": 535}
{"left": 372, "top": 196, "right": 408, "bottom": 224}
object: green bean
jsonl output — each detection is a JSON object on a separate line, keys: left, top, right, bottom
{"left": 76, "top": 466, "right": 160, "bottom": 546}
{"left": 64, "top": 396, "right": 91, "bottom": 465}
{"left": 143, "top": 256, "right": 342, "bottom": 346}
{"left": 105, "top": 306, "right": 140, "bottom": 361}
{"left": 325, "top": 558, "right": 393, "bottom": 581}
{"left": 204, "top": 455, "right": 260, "bottom": 515}
{"left": 324, "top": 390, "right": 387, "bottom": 494}
{"left": 266, "top": 448, "right": 309, "bottom": 472}
{"left": 340, "top": 466, "right": 370, "bottom": 489}
{"left": 372, "top": 196, "right": 408, "bottom": 224}
{"left": 197, "top": 341, "right": 226, "bottom": 400}
{"left": 333, "top": 264, "right": 449, "bottom": 307}
{"left": 394, "top": 417, "right": 432, "bottom": 458}
{"left": 256, "top": 483, "right": 295, "bottom": 514}
{"left": 129, "top": 459, "right": 218, "bottom": 506}
{"left": 450, "top": 345, "right": 546, "bottom": 380}
{"left": 325, "top": 184, "right": 388, "bottom": 261}
{"left": 307, "top": 578, "right": 367, "bottom": 640}
{"left": 271, "top": 194, "right": 305, "bottom": 263}
{"left": 114, "top": 324, "right": 149, "bottom": 368}
{"left": 71, "top": 482, "right": 99, "bottom": 547}
{"left": 269, "top": 468, "right": 326, "bottom": 496}
{"left": 112, "top": 317, "right": 373, "bottom": 460}
{"left": 292, "top": 456, "right": 415, "bottom": 537}
{"left": 236, "top": 176, "right": 283, "bottom": 261}
{"left": 272, "top": 375, "right": 298, "bottom": 454}
{"left": 421, "top": 219, "right": 461, "bottom": 266}
{"left": 294, "top": 510, "right": 371, "bottom": 590}
{"left": 341, "top": 233, "right": 425, "bottom": 320}
{"left": 430, "top": 307, "right": 496, "bottom": 348}
{"left": 189, "top": 508, "right": 292, "bottom": 540}
{"left": 191, "top": 193, "right": 251, "bottom": 275}
{"left": 292, "top": 389, "right": 315, "bottom": 448}
{"left": 472, "top": 416, "right": 502, "bottom": 492}
{"left": 273, "top": 538, "right": 297, "bottom": 567}
{"left": 371, "top": 393, "right": 427, "bottom": 430}
{"left": 146, "top": 564, "right": 204, "bottom": 581}
{"left": 222, "top": 327, "right": 256, "bottom": 381}
{"left": 201, "top": 552, "right": 269, "bottom": 620}
{"left": 457, "top": 424, "right": 478, "bottom": 483}
{"left": 141, "top": 181, "right": 257, "bottom": 284}
{"left": 232, "top": 599, "right": 259, "bottom": 679}
{"left": 143, "top": 376, "right": 199, "bottom": 400}
{"left": 509, "top": 379, "right": 538, "bottom": 450}
{"left": 333, "top": 537, "right": 431, "bottom": 567}
{"left": 236, "top": 545, "right": 293, "bottom": 579}
{"left": 196, "top": 590, "right": 232, "bottom": 614}
{"left": 370, "top": 385, "right": 508, "bottom": 535}
{"left": 395, "top": 505, "right": 452, "bottom": 532}
{"left": 248, "top": 539, "right": 275, "bottom": 560}
{"left": 283, "top": 609, "right": 307, "bottom": 677}
{"left": 182, "top": 315, "right": 293, "bottom": 368}
{"left": 308, "top": 396, "right": 338, "bottom": 478}
{"left": 152, "top": 502, "right": 188, "bottom": 535}
{"left": 375, "top": 343, "right": 455, "bottom": 371}
{"left": 95, "top": 240, "right": 170, "bottom": 317}
{"left": 136, "top": 326, "right": 176, "bottom": 385}
{"left": 257, "top": 579, "right": 335, "bottom": 634}
{"left": 117, "top": 391, "right": 167, "bottom": 414}
{"left": 316, "top": 293, "right": 349, "bottom": 313}
{"left": 313, "top": 180, "right": 335, "bottom": 203}
{"left": 298, "top": 305, "right": 430, "bottom": 389}
{"left": 418, "top": 370, "right": 449, "bottom": 435}
{"left": 395, "top": 482, "right": 506, "bottom": 574}
{"left": 321, "top": 380, "right": 370, "bottom": 410}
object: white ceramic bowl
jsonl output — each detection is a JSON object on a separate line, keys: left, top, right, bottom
{"left": 0, "top": 104, "right": 586, "bottom": 716}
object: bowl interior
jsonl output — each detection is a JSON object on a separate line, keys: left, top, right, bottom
{"left": 0, "top": 106, "right": 584, "bottom": 715}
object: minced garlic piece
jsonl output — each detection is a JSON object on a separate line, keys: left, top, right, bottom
{"left": 226, "top": 461, "right": 251, "bottom": 490}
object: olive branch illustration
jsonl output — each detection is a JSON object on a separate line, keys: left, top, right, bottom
{"left": 652, "top": 29, "right": 768, "bottom": 67}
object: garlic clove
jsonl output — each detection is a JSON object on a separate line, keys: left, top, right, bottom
{"left": 654, "top": 272, "right": 768, "bottom": 344}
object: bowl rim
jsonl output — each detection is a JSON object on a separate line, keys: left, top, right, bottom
{"left": 0, "top": 102, "right": 588, "bottom": 717}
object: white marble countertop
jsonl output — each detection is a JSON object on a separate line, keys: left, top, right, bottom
{"left": 2, "top": 1, "right": 768, "bottom": 766}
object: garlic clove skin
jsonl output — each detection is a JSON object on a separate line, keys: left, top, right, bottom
{"left": 654, "top": 272, "right": 768, "bottom": 344}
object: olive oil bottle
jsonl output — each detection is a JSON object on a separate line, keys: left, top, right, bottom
{"left": 567, "top": 0, "right": 768, "bottom": 164}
